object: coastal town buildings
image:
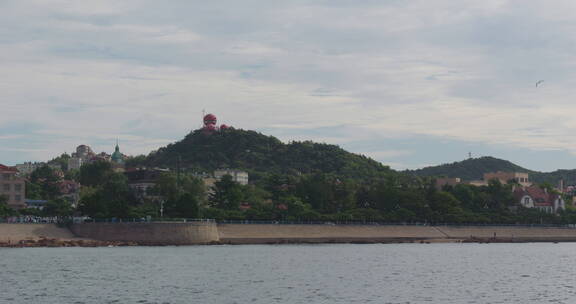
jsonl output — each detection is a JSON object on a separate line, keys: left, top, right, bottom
{"left": 125, "top": 167, "right": 169, "bottom": 202}
{"left": 434, "top": 172, "right": 565, "bottom": 214}
{"left": 68, "top": 145, "right": 95, "bottom": 170}
{"left": 435, "top": 177, "right": 461, "bottom": 190}
{"left": 15, "top": 162, "right": 62, "bottom": 176}
{"left": 0, "top": 164, "right": 26, "bottom": 209}
{"left": 59, "top": 180, "right": 81, "bottom": 207}
{"left": 483, "top": 171, "right": 531, "bottom": 187}
{"left": 15, "top": 162, "right": 44, "bottom": 175}
{"left": 466, "top": 171, "right": 531, "bottom": 187}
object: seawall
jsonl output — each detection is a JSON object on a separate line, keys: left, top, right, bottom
{"left": 4, "top": 223, "right": 576, "bottom": 245}
{"left": 69, "top": 222, "right": 219, "bottom": 245}
{"left": 218, "top": 224, "right": 446, "bottom": 244}
{"left": 217, "top": 224, "right": 576, "bottom": 244}
{"left": 0, "top": 223, "right": 78, "bottom": 243}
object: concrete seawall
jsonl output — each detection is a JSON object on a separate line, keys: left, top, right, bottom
{"left": 69, "top": 222, "right": 219, "bottom": 245}
{"left": 4, "top": 223, "right": 576, "bottom": 245}
{"left": 217, "top": 224, "right": 576, "bottom": 244}
{"left": 0, "top": 224, "right": 79, "bottom": 243}
{"left": 218, "top": 224, "right": 446, "bottom": 244}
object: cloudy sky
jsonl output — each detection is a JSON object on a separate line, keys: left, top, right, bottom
{"left": 2, "top": 0, "right": 576, "bottom": 171}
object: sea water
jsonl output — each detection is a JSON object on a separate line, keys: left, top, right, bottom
{"left": 1, "top": 243, "right": 574, "bottom": 303}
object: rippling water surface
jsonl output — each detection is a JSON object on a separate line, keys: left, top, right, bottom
{"left": 1, "top": 243, "right": 575, "bottom": 303}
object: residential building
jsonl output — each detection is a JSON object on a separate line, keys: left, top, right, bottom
{"left": 59, "top": 180, "right": 81, "bottom": 207}
{"left": 513, "top": 184, "right": 565, "bottom": 213}
{"left": 125, "top": 167, "right": 169, "bottom": 202}
{"left": 67, "top": 157, "right": 84, "bottom": 170}
{"left": 0, "top": 164, "right": 26, "bottom": 209}
{"left": 468, "top": 180, "right": 488, "bottom": 186}
{"left": 68, "top": 144, "right": 96, "bottom": 170}
{"left": 483, "top": 171, "right": 531, "bottom": 187}
{"left": 435, "top": 177, "right": 461, "bottom": 189}
{"left": 214, "top": 169, "right": 249, "bottom": 185}
{"left": 15, "top": 162, "right": 44, "bottom": 175}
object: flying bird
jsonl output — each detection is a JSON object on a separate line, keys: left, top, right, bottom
{"left": 535, "top": 80, "right": 544, "bottom": 87}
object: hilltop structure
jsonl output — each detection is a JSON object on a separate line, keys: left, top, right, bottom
{"left": 202, "top": 113, "right": 232, "bottom": 134}
{"left": 68, "top": 145, "right": 96, "bottom": 170}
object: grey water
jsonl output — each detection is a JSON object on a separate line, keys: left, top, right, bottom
{"left": 0, "top": 243, "right": 574, "bottom": 304}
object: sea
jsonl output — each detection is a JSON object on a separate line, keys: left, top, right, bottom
{"left": 0, "top": 243, "right": 574, "bottom": 303}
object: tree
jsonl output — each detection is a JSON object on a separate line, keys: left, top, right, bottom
{"left": 79, "top": 161, "right": 113, "bottom": 187}
{"left": 210, "top": 175, "right": 244, "bottom": 210}
{"left": 43, "top": 198, "right": 73, "bottom": 217}
{"left": 0, "top": 195, "right": 15, "bottom": 217}
{"left": 429, "top": 191, "right": 466, "bottom": 223}
{"left": 48, "top": 153, "right": 71, "bottom": 171}
{"left": 150, "top": 172, "right": 206, "bottom": 217}
{"left": 78, "top": 172, "right": 136, "bottom": 218}
{"left": 174, "top": 192, "right": 199, "bottom": 218}
{"left": 30, "top": 165, "right": 62, "bottom": 200}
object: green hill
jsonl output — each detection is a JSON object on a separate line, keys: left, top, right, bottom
{"left": 133, "top": 128, "right": 393, "bottom": 180}
{"left": 408, "top": 156, "right": 576, "bottom": 185}
{"left": 408, "top": 157, "right": 532, "bottom": 180}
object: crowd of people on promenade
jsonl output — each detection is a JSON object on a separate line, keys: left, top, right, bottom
{"left": 0, "top": 216, "right": 61, "bottom": 224}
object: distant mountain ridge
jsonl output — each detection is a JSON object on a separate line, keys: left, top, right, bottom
{"left": 408, "top": 156, "right": 576, "bottom": 185}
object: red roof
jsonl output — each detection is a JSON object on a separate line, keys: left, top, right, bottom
{"left": 0, "top": 164, "right": 18, "bottom": 172}
{"left": 514, "top": 185, "right": 558, "bottom": 206}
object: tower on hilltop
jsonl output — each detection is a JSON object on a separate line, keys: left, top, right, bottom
{"left": 202, "top": 113, "right": 233, "bottom": 134}
{"left": 111, "top": 140, "right": 124, "bottom": 164}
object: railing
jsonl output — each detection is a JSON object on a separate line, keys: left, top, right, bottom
{"left": 71, "top": 217, "right": 215, "bottom": 224}
{"left": 2, "top": 216, "right": 576, "bottom": 228}
{"left": 216, "top": 219, "right": 576, "bottom": 228}
{"left": 0, "top": 216, "right": 215, "bottom": 224}
{"left": 0, "top": 216, "right": 62, "bottom": 224}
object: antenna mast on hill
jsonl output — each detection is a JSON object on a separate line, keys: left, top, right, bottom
{"left": 201, "top": 109, "right": 206, "bottom": 128}
{"left": 468, "top": 152, "right": 472, "bottom": 159}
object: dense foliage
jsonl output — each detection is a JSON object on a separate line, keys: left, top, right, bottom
{"left": 408, "top": 157, "right": 532, "bottom": 181}
{"left": 408, "top": 156, "right": 576, "bottom": 185}
{"left": 134, "top": 129, "right": 392, "bottom": 181}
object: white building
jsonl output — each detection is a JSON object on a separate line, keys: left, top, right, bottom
{"left": 15, "top": 162, "right": 44, "bottom": 175}
{"left": 214, "top": 169, "right": 249, "bottom": 185}
{"left": 68, "top": 157, "right": 84, "bottom": 171}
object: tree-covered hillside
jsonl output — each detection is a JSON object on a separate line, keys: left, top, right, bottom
{"left": 408, "top": 156, "right": 576, "bottom": 185}
{"left": 131, "top": 128, "right": 392, "bottom": 181}
{"left": 408, "top": 157, "right": 532, "bottom": 181}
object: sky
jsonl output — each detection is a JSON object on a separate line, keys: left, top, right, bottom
{"left": 2, "top": 0, "right": 576, "bottom": 172}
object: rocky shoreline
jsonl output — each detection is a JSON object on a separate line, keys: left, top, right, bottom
{"left": 0, "top": 237, "right": 567, "bottom": 248}
{"left": 0, "top": 237, "right": 139, "bottom": 248}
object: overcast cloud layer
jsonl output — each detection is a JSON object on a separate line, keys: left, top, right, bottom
{"left": 2, "top": 0, "right": 576, "bottom": 171}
